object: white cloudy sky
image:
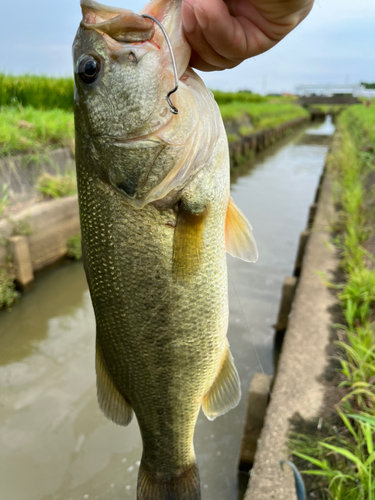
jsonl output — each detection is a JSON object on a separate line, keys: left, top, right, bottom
{"left": 1, "top": 0, "right": 374, "bottom": 94}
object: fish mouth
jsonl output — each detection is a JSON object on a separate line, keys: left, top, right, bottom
{"left": 80, "top": 0, "right": 154, "bottom": 43}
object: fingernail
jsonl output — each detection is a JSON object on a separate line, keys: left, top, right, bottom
{"left": 181, "top": 0, "right": 197, "bottom": 33}
{"left": 194, "top": 5, "right": 208, "bottom": 30}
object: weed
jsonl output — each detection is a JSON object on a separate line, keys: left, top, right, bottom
{"left": 12, "top": 217, "right": 32, "bottom": 237}
{"left": 67, "top": 234, "right": 82, "bottom": 260}
{"left": 218, "top": 101, "right": 309, "bottom": 129}
{"left": 227, "top": 133, "right": 240, "bottom": 143}
{"left": 0, "top": 184, "right": 9, "bottom": 217}
{"left": 0, "top": 263, "right": 19, "bottom": 309}
{"left": 36, "top": 172, "right": 77, "bottom": 199}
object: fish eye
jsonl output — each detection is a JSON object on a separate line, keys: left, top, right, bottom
{"left": 78, "top": 55, "right": 101, "bottom": 84}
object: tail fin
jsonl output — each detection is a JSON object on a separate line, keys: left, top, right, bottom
{"left": 137, "top": 460, "right": 201, "bottom": 500}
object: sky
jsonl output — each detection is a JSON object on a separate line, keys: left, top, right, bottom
{"left": 1, "top": 0, "right": 374, "bottom": 94}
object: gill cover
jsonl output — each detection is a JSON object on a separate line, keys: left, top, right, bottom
{"left": 74, "top": 0, "right": 222, "bottom": 209}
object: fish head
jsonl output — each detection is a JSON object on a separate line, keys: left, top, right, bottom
{"left": 73, "top": 0, "right": 194, "bottom": 203}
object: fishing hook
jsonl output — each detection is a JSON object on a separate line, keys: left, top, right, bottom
{"left": 141, "top": 14, "right": 179, "bottom": 115}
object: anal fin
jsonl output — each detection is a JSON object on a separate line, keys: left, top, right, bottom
{"left": 202, "top": 346, "right": 241, "bottom": 421}
{"left": 96, "top": 343, "right": 133, "bottom": 426}
{"left": 225, "top": 197, "right": 258, "bottom": 262}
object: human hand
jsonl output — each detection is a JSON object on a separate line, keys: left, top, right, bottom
{"left": 181, "top": 0, "right": 314, "bottom": 71}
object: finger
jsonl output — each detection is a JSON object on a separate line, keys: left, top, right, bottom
{"left": 182, "top": 3, "right": 239, "bottom": 69}
{"left": 192, "top": 0, "right": 274, "bottom": 60}
{"left": 189, "top": 51, "right": 238, "bottom": 71}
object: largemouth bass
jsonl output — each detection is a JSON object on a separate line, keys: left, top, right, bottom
{"left": 73, "top": 1, "right": 258, "bottom": 498}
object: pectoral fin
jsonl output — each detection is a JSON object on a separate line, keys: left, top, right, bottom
{"left": 172, "top": 202, "right": 207, "bottom": 281}
{"left": 202, "top": 346, "right": 241, "bottom": 421}
{"left": 96, "top": 343, "right": 133, "bottom": 426}
{"left": 225, "top": 197, "right": 258, "bottom": 262}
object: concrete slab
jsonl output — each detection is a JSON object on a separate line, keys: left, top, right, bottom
{"left": 8, "top": 236, "right": 34, "bottom": 290}
{"left": 238, "top": 373, "right": 273, "bottom": 472}
{"left": 275, "top": 276, "right": 298, "bottom": 333}
{"left": 245, "top": 169, "right": 339, "bottom": 500}
{"left": 0, "top": 196, "right": 80, "bottom": 271}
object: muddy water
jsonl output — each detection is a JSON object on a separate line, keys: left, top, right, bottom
{"left": 0, "top": 119, "right": 333, "bottom": 500}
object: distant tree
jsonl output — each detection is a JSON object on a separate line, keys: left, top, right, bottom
{"left": 361, "top": 82, "right": 375, "bottom": 89}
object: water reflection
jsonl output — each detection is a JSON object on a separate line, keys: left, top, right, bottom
{"left": 0, "top": 119, "right": 333, "bottom": 500}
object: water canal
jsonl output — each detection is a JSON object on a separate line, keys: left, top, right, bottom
{"left": 0, "top": 118, "right": 334, "bottom": 500}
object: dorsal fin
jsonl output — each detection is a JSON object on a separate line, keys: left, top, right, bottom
{"left": 225, "top": 197, "right": 258, "bottom": 262}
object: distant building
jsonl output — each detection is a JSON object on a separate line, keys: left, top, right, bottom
{"left": 296, "top": 84, "right": 375, "bottom": 99}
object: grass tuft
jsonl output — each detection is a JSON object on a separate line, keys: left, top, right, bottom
{"left": 0, "top": 262, "right": 19, "bottom": 309}
{"left": 36, "top": 172, "right": 77, "bottom": 199}
{"left": 67, "top": 234, "right": 82, "bottom": 261}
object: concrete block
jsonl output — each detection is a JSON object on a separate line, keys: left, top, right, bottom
{"left": 293, "top": 231, "right": 309, "bottom": 277}
{"left": 308, "top": 203, "right": 318, "bottom": 228}
{"left": 238, "top": 373, "right": 273, "bottom": 473}
{"left": 8, "top": 236, "right": 34, "bottom": 291}
{"left": 26, "top": 196, "right": 80, "bottom": 271}
{"left": 275, "top": 277, "right": 298, "bottom": 332}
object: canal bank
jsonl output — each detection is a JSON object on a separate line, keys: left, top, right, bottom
{"left": 0, "top": 119, "right": 333, "bottom": 500}
{"left": 243, "top": 161, "right": 339, "bottom": 500}
{"left": 0, "top": 115, "right": 311, "bottom": 298}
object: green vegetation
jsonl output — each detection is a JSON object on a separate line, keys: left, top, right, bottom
{"left": 361, "top": 82, "right": 375, "bottom": 90}
{"left": 290, "top": 105, "right": 375, "bottom": 499}
{"left": 218, "top": 102, "right": 309, "bottom": 132}
{"left": 0, "top": 255, "right": 19, "bottom": 310}
{"left": 36, "top": 172, "right": 77, "bottom": 199}
{"left": 212, "top": 90, "right": 266, "bottom": 105}
{"left": 308, "top": 104, "right": 348, "bottom": 115}
{"left": 0, "top": 184, "right": 9, "bottom": 217}
{"left": 0, "top": 74, "right": 74, "bottom": 111}
{"left": 0, "top": 106, "right": 74, "bottom": 155}
{"left": 0, "top": 75, "right": 308, "bottom": 155}
{"left": 67, "top": 234, "right": 82, "bottom": 260}
{"left": 12, "top": 217, "right": 33, "bottom": 237}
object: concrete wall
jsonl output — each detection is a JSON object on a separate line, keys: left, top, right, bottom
{"left": 0, "top": 148, "right": 75, "bottom": 206}
{"left": 228, "top": 116, "right": 309, "bottom": 167}
{"left": 0, "top": 196, "right": 79, "bottom": 289}
{"left": 299, "top": 95, "right": 360, "bottom": 105}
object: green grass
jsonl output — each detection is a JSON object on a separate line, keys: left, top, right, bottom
{"left": 0, "top": 106, "right": 74, "bottom": 155}
{"left": 211, "top": 90, "right": 266, "bottom": 105}
{"left": 67, "top": 234, "right": 82, "bottom": 260}
{"left": 290, "top": 105, "right": 375, "bottom": 499}
{"left": 218, "top": 102, "right": 309, "bottom": 131}
{"left": 0, "top": 75, "right": 309, "bottom": 155}
{"left": 36, "top": 172, "right": 77, "bottom": 199}
{"left": 0, "top": 261, "right": 19, "bottom": 309}
{"left": 308, "top": 104, "right": 348, "bottom": 115}
{"left": 0, "top": 74, "right": 74, "bottom": 111}
{"left": 0, "top": 184, "right": 9, "bottom": 217}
